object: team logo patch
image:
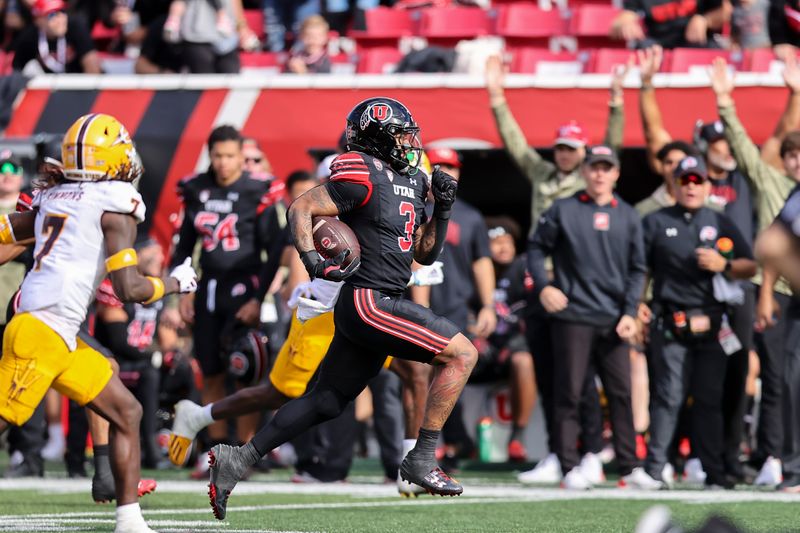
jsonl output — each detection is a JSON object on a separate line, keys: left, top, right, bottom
{"left": 320, "top": 236, "right": 336, "bottom": 250}
{"left": 593, "top": 212, "right": 610, "bottom": 231}
{"left": 360, "top": 103, "right": 393, "bottom": 130}
{"left": 231, "top": 283, "right": 247, "bottom": 297}
{"left": 199, "top": 190, "right": 210, "bottom": 203}
{"left": 699, "top": 225, "right": 718, "bottom": 242}
{"left": 374, "top": 159, "right": 383, "bottom": 171}
{"left": 229, "top": 352, "right": 250, "bottom": 377}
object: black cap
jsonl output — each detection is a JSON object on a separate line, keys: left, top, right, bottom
{"left": 674, "top": 156, "right": 708, "bottom": 181}
{"left": 696, "top": 120, "right": 725, "bottom": 143}
{"left": 583, "top": 145, "right": 619, "bottom": 167}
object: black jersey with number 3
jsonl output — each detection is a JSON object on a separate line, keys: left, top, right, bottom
{"left": 325, "top": 151, "right": 429, "bottom": 295}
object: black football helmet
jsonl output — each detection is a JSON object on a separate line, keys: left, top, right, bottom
{"left": 345, "top": 97, "right": 423, "bottom": 174}
{"left": 223, "top": 327, "right": 269, "bottom": 386}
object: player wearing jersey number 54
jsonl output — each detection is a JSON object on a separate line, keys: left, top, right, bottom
{"left": 0, "top": 113, "right": 197, "bottom": 533}
{"left": 207, "top": 97, "right": 477, "bottom": 520}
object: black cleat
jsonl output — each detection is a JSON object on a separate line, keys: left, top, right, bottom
{"left": 400, "top": 460, "right": 463, "bottom": 497}
{"left": 208, "top": 443, "right": 257, "bottom": 520}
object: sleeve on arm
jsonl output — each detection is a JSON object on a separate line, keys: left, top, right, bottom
{"left": 722, "top": 215, "right": 755, "bottom": 260}
{"left": 101, "top": 182, "right": 146, "bottom": 223}
{"left": 527, "top": 205, "right": 560, "bottom": 295}
{"left": 624, "top": 214, "right": 648, "bottom": 317}
{"left": 471, "top": 213, "right": 491, "bottom": 260}
{"left": 491, "top": 102, "right": 553, "bottom": 182}
{"left": 68, "top": 17, "right": 96, "bottom": 58}
{"left": 326, "top": 152, "right": 373, "bottom": 211}
{"left": 325, "top": 181, "right": 369, "bottom": 214}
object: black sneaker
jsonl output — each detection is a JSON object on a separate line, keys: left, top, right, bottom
{"left": 777, "top": 474, "right": 800, "bottom": 492}
{"left": 400, "top": 457, "right": 463, "bottom": 497}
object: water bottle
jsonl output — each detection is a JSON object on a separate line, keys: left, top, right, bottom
{"left": 477, "top": 417, "right": 493, "bottom": 463}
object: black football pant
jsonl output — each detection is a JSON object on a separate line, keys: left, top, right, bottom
{"left": 551, "top": 320, "right": 637, "bottom": 476}
{"left": 753, "top": 291, "right": 794, "bottom": 464}
{"left": 526, "top": 314, "right": 604, "bottom": 456}
{"left": 780, "top": 300, "right": 800, "bottom": 476}
{"left": 120, "top": 360, "right": 161, "bottom": 468}
{"left": 646, "top": 323, "right": 729, "bottom": 486}
{"left": 6, "top": 401, "right": 45, "bottom": 474}
{"left": 250, "top": 285, "right": 460, "bottom": 458}
{"left": 722, "top": 284, "right": 755, "bottom": 474}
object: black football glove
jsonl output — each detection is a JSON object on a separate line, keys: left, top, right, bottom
{"left": 300, "top": 250, "right": 361, "bottom": 282}
{"left": 431, "top": 166, "right": 457, "bottom": 220}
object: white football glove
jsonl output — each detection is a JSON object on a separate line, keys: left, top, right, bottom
{"left": 169, "top": 257, "right": 198, "bottom": 293}
{"left": 408, "top": 261, "right": 445, "bottom": 287}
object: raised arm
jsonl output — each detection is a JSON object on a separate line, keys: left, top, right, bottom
{"left": 485, "top": 55, "right": 552, "bottom": 180}
{"left": 637, "top": 46, "right": 672, "bottom": 174}
{"left": 102, "top": 212, "right": 196, "bottom": 303}
{"left": 762, "top": 54, "right": 800, "bottom": 171}
{"left": 605, "top": 56, "right": 633, "bottom": 154}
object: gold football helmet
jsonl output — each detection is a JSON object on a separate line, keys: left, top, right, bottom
{"left": 62, "top": 113, "right": 142, "bottom": 182}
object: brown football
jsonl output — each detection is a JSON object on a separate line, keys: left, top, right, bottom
{"left": 312, "top": 216, "right": 361, "bottom": 268}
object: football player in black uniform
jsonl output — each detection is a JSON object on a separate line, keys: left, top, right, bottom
{"left": 206, "top": 97, "right": 478, "bottom": 519}
{"left": 171, "top": 125, "right": 284, "bottom": 454}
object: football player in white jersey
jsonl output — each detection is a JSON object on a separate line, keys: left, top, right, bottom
{"left": 0, "top": 113, "right": 198, "bottom": 533}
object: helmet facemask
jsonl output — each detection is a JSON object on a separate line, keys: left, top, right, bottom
{"left": 388, "top": 124, "right": 423, "bottom": 175}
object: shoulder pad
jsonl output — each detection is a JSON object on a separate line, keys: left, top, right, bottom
{"left": 99, "top": 181, "right": 146, "bottom": 223}
{"left": 329, "top": 152, "right": 370, "bottom": 184}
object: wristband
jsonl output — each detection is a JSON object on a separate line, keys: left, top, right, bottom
{"left": 105, "top": 248, "right": 138, "bottom": 272}
{"left": 143, "top": 276, "right": 165, "bottom": 304}
{"left": 0, "top": 214, "right": 16, "bottom": 244}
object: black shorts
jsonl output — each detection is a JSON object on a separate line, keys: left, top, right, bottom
{"left": 194, "top": 272, "right": 258, "bottom": 376}
{"left": 334, "top": 285, "right": 461, "bottom": 364}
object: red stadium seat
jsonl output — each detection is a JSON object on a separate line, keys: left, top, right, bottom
{"left": 668, "top": 48, "right": 742, "bottom": 73}
{"left": 510, "top": 48, "right": 583, "bottom": 74}
{"left": 357, "top": 47, "right": 404, "bottom": 73}
{"left": 494, "top": 4, "right": 567, "bottom": 48}
{"left": 349, "top": 7, "right": 414, "bottom": 47}
{"left": 417, "top": 7, "right": 491, "bottom": 46}
{"left": 239, "top": 52, "right": 283, "bottom": 73}
{"left": 747, "top": 48, "right": 781, "bottom": 73}
{"left": 244, "top": 10, "right": 265, "bottom": 41}
{"left": 569, "top": 5, "right": 623, "bottom": 48}
{"left": 587, "top": 48, "right": 638, "bottom": 74}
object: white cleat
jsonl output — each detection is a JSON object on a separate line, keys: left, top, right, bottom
{"left": 114, "top": 523, "right": 157, "bottom": 533}
{"left": 561, "top": 467, "right": 592, "bottom": 490}
{"left": 397, "top": 472, "right": 426, "bottom": 497}
{"left": 661, "top": 463, "right": 676, "bottom": 489}
{"left": 578, "top": 452, "right": 606, "bottom": 485}
{"left": 683, "top": 458, "right": 707, "bottom": 485}
{"left": 754, "top": 456, "right": 783, "bottom": 487}
{"left": 168, "top": 400, "right": 206, "bottom": 467}
{"left": 518, "top": 453, "right": 562, "bottom": 484}
{"left": 619, "top": 467, "right": 664, "bottom": 490}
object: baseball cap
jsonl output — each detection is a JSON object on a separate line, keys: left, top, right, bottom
{"left": 583, "top": 145, "right": 619, "bottom": 167}
{"left": 674, "top": 155, "right": 708, "bottom": 182}
{"left": 426, "top": 147, "right": 461, "bottom": 168}
{"left": 32, "top": 0, "right": 66, "bottom": 17}
{"left": 554, "top": 121, "right": 588, "bottom": 149}
{"left": 695, "top": 120, "right": 725, "bottom": 144}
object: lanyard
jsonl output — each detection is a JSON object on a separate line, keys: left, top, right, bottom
{"left": 38, "top": 30, "right": 67, "bottom": 73}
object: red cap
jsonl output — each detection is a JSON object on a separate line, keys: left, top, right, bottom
{"left": 554, "top": 121, "right": 588, "bottom": 149}
{"left": 32, "top": 0, "right": 65, "bottom": 17}
{"left": 426, "top": 147, "right": 461, "bottom": 168}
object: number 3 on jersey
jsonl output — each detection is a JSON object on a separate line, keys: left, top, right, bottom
{"left": 398, "top": 201, "right": 415, "bottom": 252}
{"left": 194, "top": 212, "right": 240, "bottom": 252}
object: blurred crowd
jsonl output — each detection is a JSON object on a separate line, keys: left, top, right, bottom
{"left": 2, "top": 37, "right": 800, "bottom": 496}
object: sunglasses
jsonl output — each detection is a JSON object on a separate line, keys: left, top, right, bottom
{"left": 677, "top": 174, "right": 707, "bottom": 186}
{"left": 245, "top": 157, "right": 263, "bottom": 164}
{"left": 46, "top": 10, "right": 66, "bottom": 19}
{"left": 0, "top": 162, "right": 21, "bottom": 174}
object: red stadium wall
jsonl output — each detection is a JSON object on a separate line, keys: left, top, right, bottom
{"left": 3, "top": 78, "right": 789, "bottom": 249}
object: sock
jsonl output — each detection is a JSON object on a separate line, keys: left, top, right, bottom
{"left": 510, "top": 424, "right": 524, "bottom": 442}
{"left": 93, "top": 445, "right": 111, "bottom": 477}
{"left": 48, "top": 423, "right": 64, "bottom": 442}
{"left": 402, "top": 439, "right": 416, "bottom": 458}
{"left": 116, "top": 502, "right": 146, "bottom": 526}
{"left": 201, "top": 404, "right": 215, "bottom": 425}
{"left": 409, "top": 428, "right": 439, "bottom": 460}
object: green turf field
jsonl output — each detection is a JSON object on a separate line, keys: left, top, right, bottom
{"left": 1, "top": 457, "right": 799, "bottom": 532}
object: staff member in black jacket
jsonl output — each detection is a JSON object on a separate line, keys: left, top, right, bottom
{"left": 643, "top": 156, "right": 757, "bottom": 490}
{"left": 529, "top": 145, "right": 657, "bottom": 490}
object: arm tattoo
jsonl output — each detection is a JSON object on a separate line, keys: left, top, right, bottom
{"left": 288, "top": 184, "right": 340, "bottom": 253}
{"left": 413, "top": 221, "right": 438, "bottom": 262}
